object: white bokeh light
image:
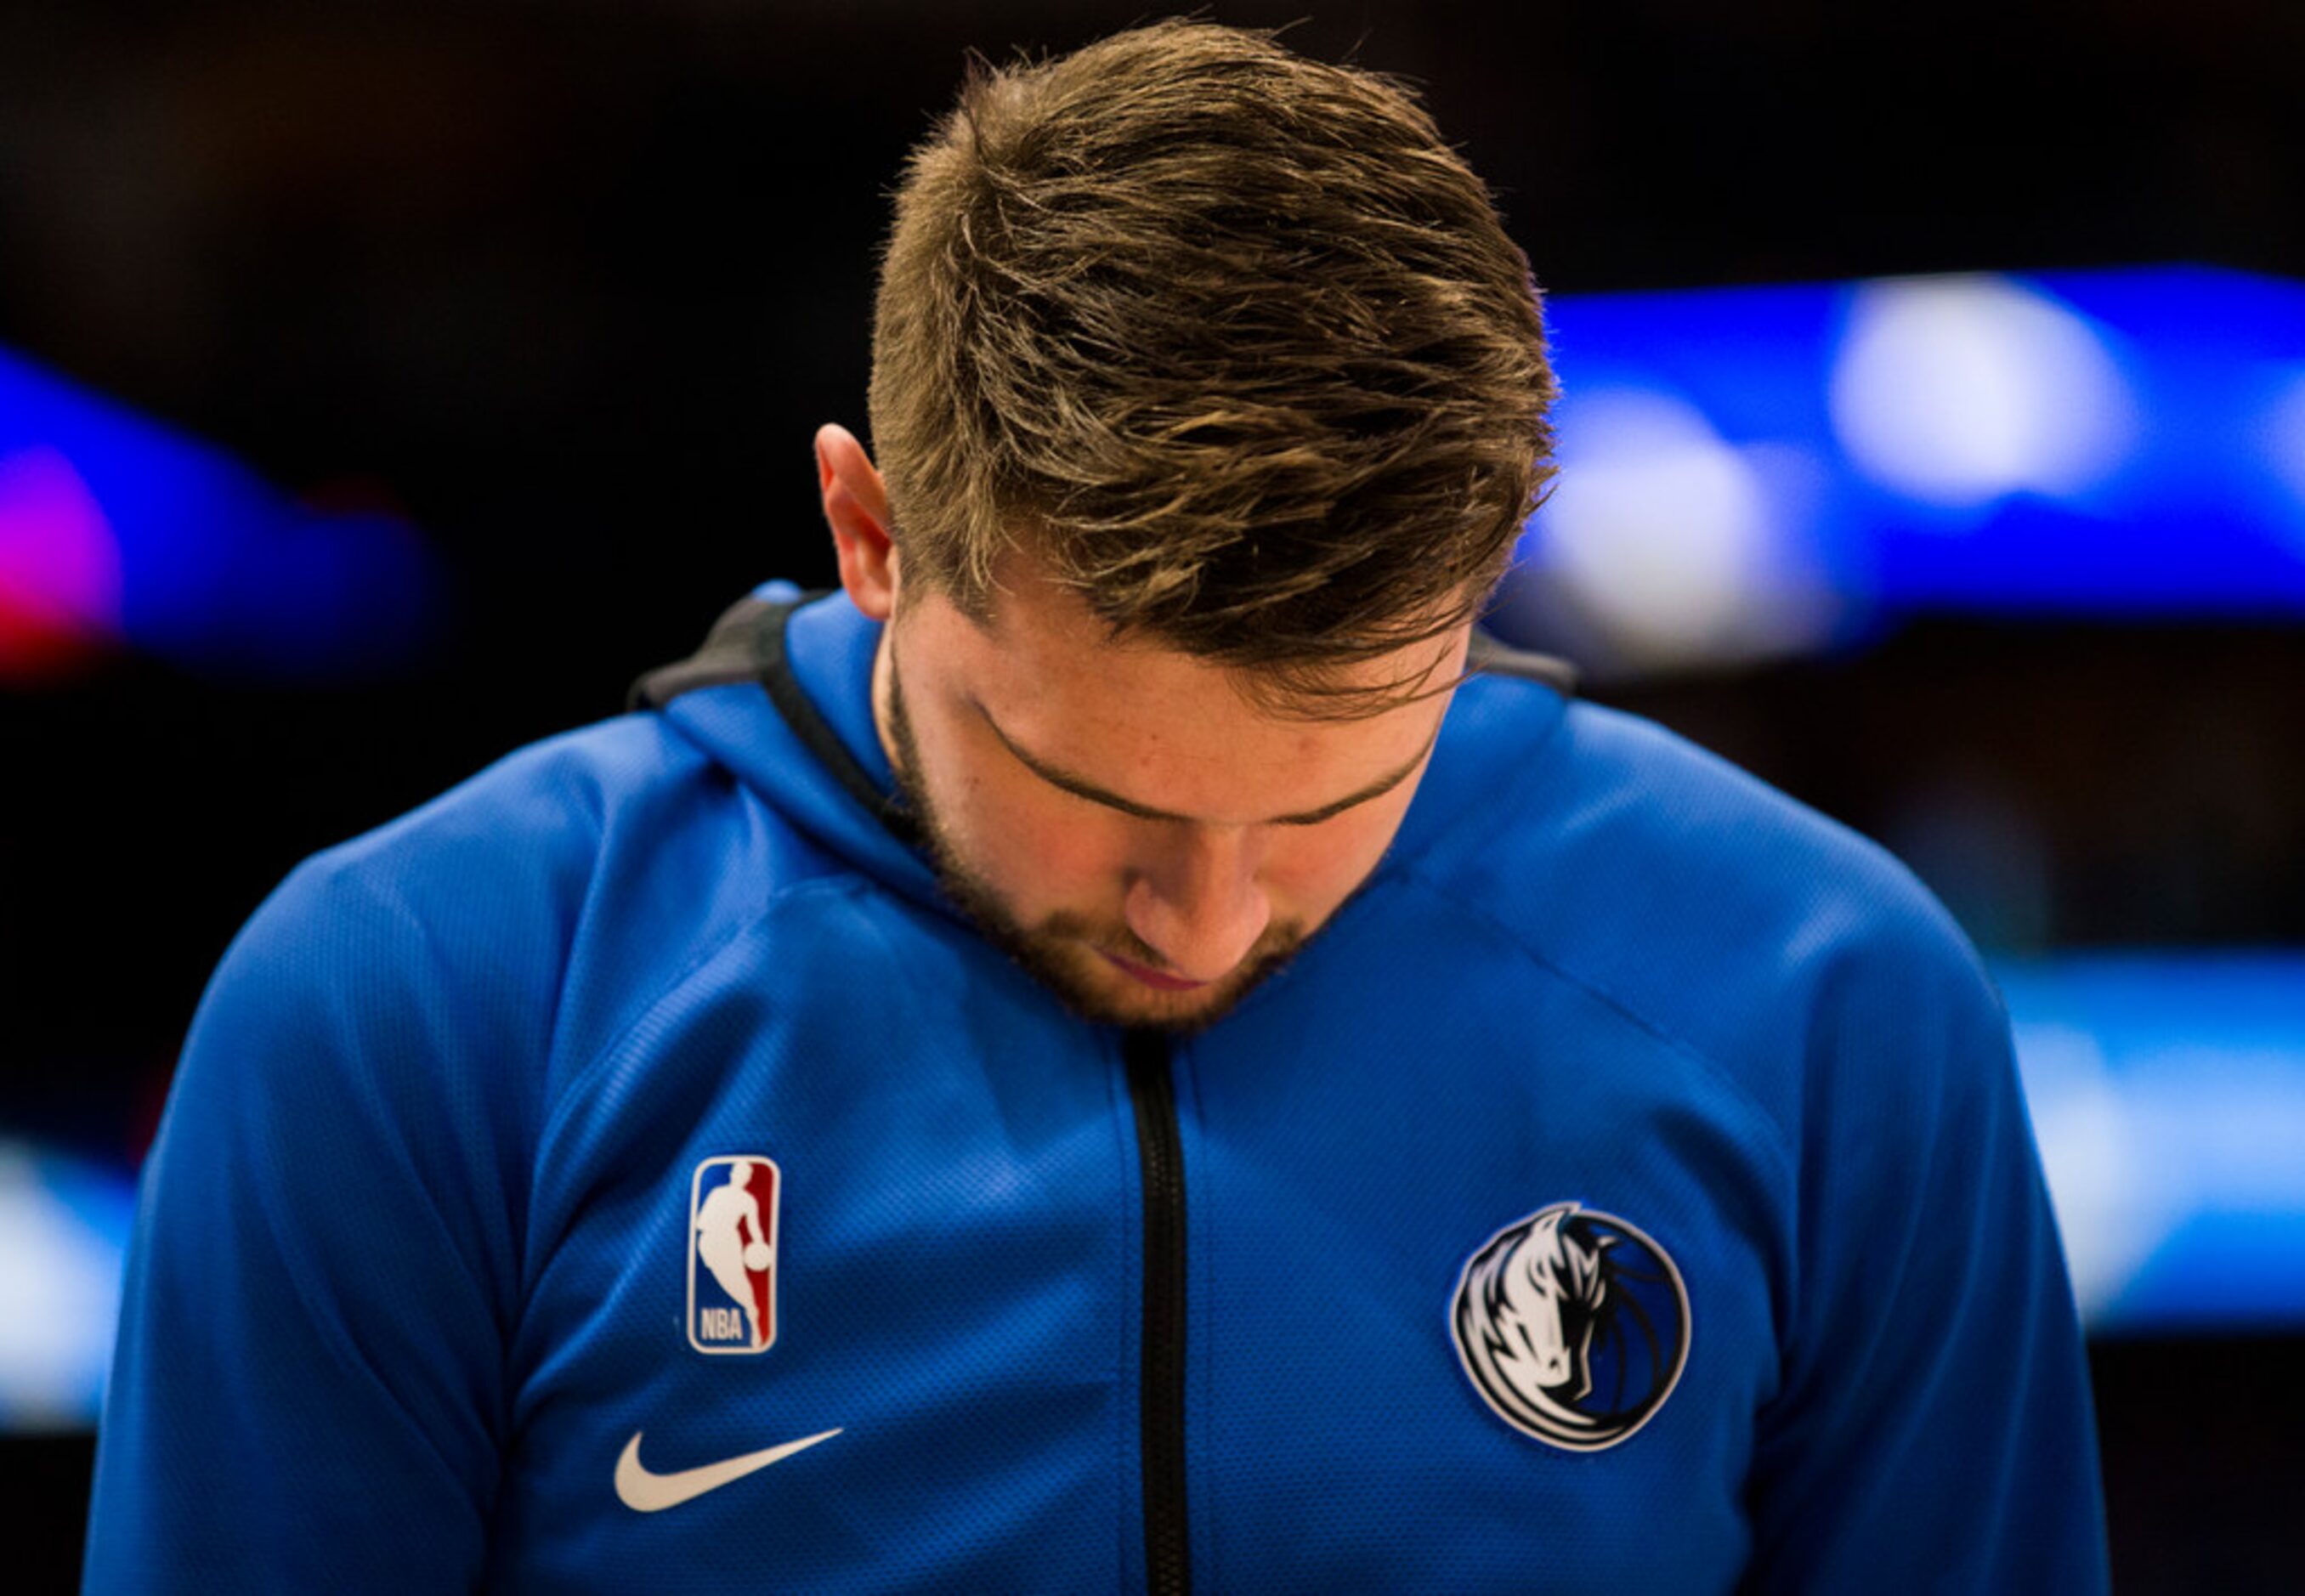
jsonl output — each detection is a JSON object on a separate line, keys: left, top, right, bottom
{"left": 1829, "top": 274, "right": 2138, "bottom": 509}
{"left": 2008, "top": 1022, "right": 2180, "bottom": 1324}
{"left": 0, "top": 1144, "right": 127, "bottom": 1429}
{"left": 1534, "top": 388, "right": 1829, "bottom": 670}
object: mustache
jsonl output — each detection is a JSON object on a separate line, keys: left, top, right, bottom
{"left": 1042, "top": 911, "right": 1307, "bottom": 978}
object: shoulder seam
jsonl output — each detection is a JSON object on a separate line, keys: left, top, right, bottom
{"left": 1390, "top": 868, "right": 1801, "bottom": 1195}
{"left": 530, "top": 872, "right": 879, "bottom": 1193}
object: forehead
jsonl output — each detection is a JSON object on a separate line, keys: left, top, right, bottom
{"left": 897, "top": 563, "right": 1467, "bottom": 823}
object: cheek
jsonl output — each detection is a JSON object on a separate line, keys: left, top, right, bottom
{"left": 942, "top": 763, "right": 1130, "bottom": 901}
{"left": 1262, "top": 806, "right": 1404, "bottom": 910}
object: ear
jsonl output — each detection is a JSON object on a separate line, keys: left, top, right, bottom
{"left": 815, "top": 422, "right": 898, "bottom": 620}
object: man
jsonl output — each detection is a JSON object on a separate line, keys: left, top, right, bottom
{"left": 86, "top": 20, "right": 2108, "bottom": 1592}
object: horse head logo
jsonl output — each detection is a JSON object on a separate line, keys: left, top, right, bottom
{"left": 1496, "top": 1204, "right": 1613, "bottom": 1395}
{"left": 1451, "top": 1202, "right": 1690, "bottom": 1451}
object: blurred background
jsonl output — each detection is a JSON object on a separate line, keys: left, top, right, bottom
{"left": 3, "top": 0, "right": 2301, "bottom": 1588}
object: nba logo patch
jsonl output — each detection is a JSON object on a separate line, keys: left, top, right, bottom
{"left": 688, "top": 1155, "right": 781, "bottom": 1355}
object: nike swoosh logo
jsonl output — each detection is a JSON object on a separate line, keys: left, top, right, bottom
{"left": 614, "top": 1427, "right": 842, "bottom": 1512}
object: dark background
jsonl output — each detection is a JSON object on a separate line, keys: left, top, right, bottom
{"left": 5, "top": 1, "right": 2302, "bottom": 1588}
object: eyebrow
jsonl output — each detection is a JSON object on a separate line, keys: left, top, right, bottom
{"left": 976, "top": 703, "right": 1441, "bottom": 827}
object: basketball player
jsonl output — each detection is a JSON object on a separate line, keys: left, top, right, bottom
{"left": 86, "top": 21, "right": 2109, "bottom": 1590}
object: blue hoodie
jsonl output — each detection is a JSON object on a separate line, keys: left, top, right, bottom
{"left": 86, "top": 586, "right": 2108, "bottom": 1593}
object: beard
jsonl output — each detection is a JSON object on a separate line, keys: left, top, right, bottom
{"left": 882, "top": 650, "right": 1310, "bottom": 1033}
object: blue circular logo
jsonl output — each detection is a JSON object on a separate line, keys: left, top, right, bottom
{"left": 1451, "top": 1202, "right": 1691, "bottom": 1451}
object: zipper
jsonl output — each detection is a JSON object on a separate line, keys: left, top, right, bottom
{"left": 1124, "top": 1028, "right": 1190, "bottom": 1596}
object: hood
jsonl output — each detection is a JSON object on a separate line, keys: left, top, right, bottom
{"left": 631, "top": 580, "right": 1577, "bottom": 925}
{"left": 631, "top": 582, "right": 954, "bottom": 920}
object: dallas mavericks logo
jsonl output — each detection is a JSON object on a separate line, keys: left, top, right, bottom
{"left": 1451, "top": 1202, "right": 1690, "bottom": 1451}
{"left": 688, "top": 1156, "right": 781, "bottom": 1354}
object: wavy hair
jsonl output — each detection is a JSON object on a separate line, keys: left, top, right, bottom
{"left": 868, "top": 20, "right": 1557, "bottom": 713}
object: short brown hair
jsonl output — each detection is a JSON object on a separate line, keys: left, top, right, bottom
{"left": 868, "top": 19, "right": 1556, "bottom": 711}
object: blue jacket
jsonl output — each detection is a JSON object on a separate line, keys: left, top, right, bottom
{"left": 86, "top": 586, "right": 2108, "bottom": 1592}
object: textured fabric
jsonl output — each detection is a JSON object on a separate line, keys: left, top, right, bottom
{"left": 85, "top": 584, "right": 2109, "bottom": 1593}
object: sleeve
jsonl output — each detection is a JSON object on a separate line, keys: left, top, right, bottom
{"left": 1739, "top": 917, "right": 2110, "bottom": 1593}
{"left": 83, "top": 850, "right": 543, "bottom": 1593}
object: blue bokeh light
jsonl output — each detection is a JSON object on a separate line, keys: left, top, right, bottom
{"left": 1502, "top": 265, "right": 2305, "bottom": 672}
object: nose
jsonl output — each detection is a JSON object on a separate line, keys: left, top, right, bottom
{"left": 1122, "top": 827, "right": 1271, "bottom": 984}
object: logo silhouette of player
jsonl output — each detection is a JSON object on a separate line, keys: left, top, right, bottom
{"left": 694, "top": 1160, "right": 774, "bottom": 1349}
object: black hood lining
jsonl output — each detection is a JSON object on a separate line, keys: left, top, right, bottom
{"left": 1466, "top": 631, "right": 1579, "bottom": 694}
{"left": 628, "top": 590, "right": 922, "bottom": 849}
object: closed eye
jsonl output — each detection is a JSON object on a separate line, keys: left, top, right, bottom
{"left": 977, "top": 702, "right": 1436, "bottom": 827}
